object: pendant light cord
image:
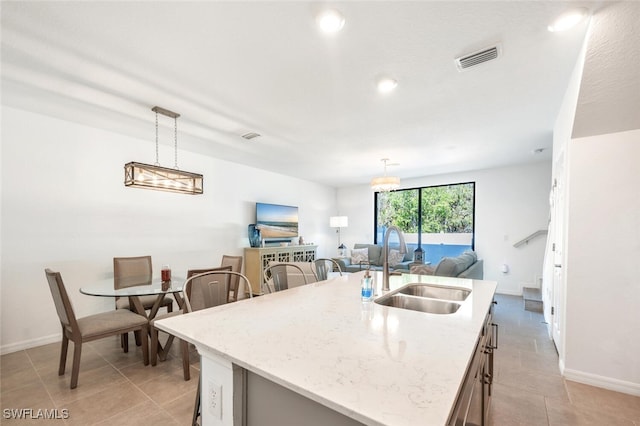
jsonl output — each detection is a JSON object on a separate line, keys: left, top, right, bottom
{"left": 152, "top": 106, "right": 181, "bottom": 169}
{"left": 174, "top": 116, "right": 179, "bottom": 170}
{"left": 154, "top": 110, "right": 160, "bottom": 166}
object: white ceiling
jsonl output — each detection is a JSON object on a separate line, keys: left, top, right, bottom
{"left": 1, "top": 1, "right": 631, "bottom": 188}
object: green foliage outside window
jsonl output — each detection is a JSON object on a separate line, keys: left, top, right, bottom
{"left": 421, "top": 184, "right": 474, "bottom": 233}
{"left": 377, "top": 189, "right": 418, "bottom": 230}
{"left": 377, "top": 183, "right": 474, "bottom": 234}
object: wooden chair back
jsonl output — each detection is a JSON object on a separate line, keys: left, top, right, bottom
{"left": 113, "top": 255, "right": 152, "bottom": 289}
{"left": 45, "top": 269, "right": 79, "bottom": 336}
{"left": 220, "top": 255, "right": 243, "bottom": 301}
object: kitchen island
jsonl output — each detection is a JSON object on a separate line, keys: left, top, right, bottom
{"left": 155, "top": 271, "right": 497, "bottom": 426}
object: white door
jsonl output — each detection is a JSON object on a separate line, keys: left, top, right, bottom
{"left": 542, "top": 193, "right": 554, "bottom": 333}
{"left": 550, "top": 154, "right": 566, "bottom": 354}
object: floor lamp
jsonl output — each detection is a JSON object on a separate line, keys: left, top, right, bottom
{"left": 329, "top": 216, "right": 348, "bottom": 257}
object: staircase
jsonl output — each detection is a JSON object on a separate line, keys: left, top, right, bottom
{"left": 522, "top": 287, "right": 543, "bottom": 312}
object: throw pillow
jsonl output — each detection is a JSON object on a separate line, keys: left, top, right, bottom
{"left": 434, "top": 257, "right": 457, "bottom": 277}
{"left": 388, "top": 249, "right": 404, "bottom": 267}
{"left": 411, "top": 264, "right": 435, "bottom": 275}
{"left": 351, "top": 248, "right": 369, "bottom": 265}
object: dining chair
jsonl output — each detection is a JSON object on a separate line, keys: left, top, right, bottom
{"left": 114, "top": 255, "right": 173, "bottom": 350}
{"left": 263, "top": 263, "right": 308, "bottom": 293}
{"left": 45, "top": 269, "right": 149, "bottom": 389}
{"left": 220, "top": 255, "right": 243, "bottom": 302}
{"left": 149, "top": 266, "right": 251, "bottom": 380}
{"left": 185, "top": 270, "right": 253, "bottom": 426}
{"left": 311, "top": 258, "right": 343, "bottom": 281}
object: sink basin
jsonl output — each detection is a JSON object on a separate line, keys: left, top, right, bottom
{"left": 398, "top": 284, "right": 470, "bottom": 301}
{"left": 375, "top": 294, "right": 461, "bottom": 314}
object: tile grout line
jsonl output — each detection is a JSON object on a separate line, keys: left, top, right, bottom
{"left": 25, "top": 347, "right": 67, "bottom": 423}
{"left": 89, "top": 340, "right": 176, "bottom": 425}
{"left": 111, "top": 339, "right": 194, "bottom": 423}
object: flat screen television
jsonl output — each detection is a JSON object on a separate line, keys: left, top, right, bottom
{"left": 256, "top": 202, "right": 299, "bottom": 239}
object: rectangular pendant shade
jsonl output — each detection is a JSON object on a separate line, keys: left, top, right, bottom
{"left": 124, "top": 162, "right": 203, "bottom": 195}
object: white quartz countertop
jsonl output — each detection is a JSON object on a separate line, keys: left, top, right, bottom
{"left": 156, "top": 271, "right": 497, "bottom": 426}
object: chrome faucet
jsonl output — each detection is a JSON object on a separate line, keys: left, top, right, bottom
{"left": 382, "top": 225, "right": 407, "bottom": 292}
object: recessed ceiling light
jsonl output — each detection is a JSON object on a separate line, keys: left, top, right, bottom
{"left": 316, "top": 9, "right": 345, "bottom": 34}
{"left": 377, "top": 77, "right": 398, "bottom": 94}
{"left": 548, "top": 8, "right": 589, "bottom": 32}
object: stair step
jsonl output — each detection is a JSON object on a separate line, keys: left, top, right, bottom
{"left": 523, "top": 287, "right": 542, "bottom": 301}
{"left": 522, "top": 287, "right": 543, "bottom": 313}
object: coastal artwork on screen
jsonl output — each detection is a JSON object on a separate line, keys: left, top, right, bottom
{"left": 256, "top": 202, "right": 299, "bottom": 238}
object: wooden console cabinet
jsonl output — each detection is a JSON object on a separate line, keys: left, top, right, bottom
{"left": 244, "top": 245, "right": 318, "bottom": 294}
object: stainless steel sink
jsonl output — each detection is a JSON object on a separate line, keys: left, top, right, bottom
{"left": 375, "top": 294, "right": 462, "bottom": 314}
{"left": 398, "top": 284, "right": 470, "bottom": 301}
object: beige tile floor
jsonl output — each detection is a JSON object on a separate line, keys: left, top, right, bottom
{"left": 1, "top": 335, "right": 199, "bottom": 425}
{"left": 488, "top": 294, "right": 640, "bottom": 426}
{"left": 1, "top": 294, "right": 638, "bottom": 425}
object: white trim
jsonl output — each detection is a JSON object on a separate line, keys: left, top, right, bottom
{"left": 0, "top": 333, "right": 61, "bottom": 355}
{"left": 563, "top": 368, "right": 640, "bottom": 397}
{"left": 495, "top": 289, "right": 521, "bottom": 296}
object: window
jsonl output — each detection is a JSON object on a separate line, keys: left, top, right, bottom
{"left": 374, "top": 182, "right": 475, "bottom": 265}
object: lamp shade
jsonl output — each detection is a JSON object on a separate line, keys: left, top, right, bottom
{"left": 371, "top": 175, "right": 400, "bottom": 192}
{"left": 329, "top": 216, "right": 348, "bottom": 228}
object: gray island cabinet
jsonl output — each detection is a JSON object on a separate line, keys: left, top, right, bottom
{"left": 155, "top": 271, "right": 497, "bottom": 426}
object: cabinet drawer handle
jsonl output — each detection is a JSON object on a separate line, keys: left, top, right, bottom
{"left": 490, "top": 323, "right": 499, "bottom": 349}
{"left": 484, "top": 372, "right": 492, "bottom": 385}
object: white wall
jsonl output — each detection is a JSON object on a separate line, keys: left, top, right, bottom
{"left": 545, "top": 22, "right": 590, "bottom": 360}
{"left": 564, "top": 129, "right": 640, "bottom": 394}
{"left": 0, "top": 106, "right": 337, "bottom": 353}
{"left": 0, "top": 105, "right": 557, "bottom": 353}
{"left": 337, "top": 162, "right": 552, "bottom": 295}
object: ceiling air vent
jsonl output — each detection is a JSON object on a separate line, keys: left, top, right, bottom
{"left": 455, "top": 45, "right": 500, "bottom": 71}
{"left": 241, "top": 132, "right": 261, "bottom": 140}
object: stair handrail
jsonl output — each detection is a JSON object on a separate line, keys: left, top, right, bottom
{"left": 513, "top": 229, "right": 548, "bottom": 248}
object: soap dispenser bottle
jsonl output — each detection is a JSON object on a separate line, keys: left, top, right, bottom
{"left": 361, "top": 269, "right": 373, "bottom": 301}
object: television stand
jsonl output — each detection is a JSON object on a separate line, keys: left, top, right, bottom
{"left": 244, "top": 245, "right": 317, "bottom": 295}
{"left": 262, "top": 239, "right": 294, "bottom": 246}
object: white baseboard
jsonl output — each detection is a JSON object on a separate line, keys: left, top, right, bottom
{"left": 1, "top": 333, "right": 61, "bottom": 355}
{"left": 563, "top": 368, "right": 640, "bottom": 397}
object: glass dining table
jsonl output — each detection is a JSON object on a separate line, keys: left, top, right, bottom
{"left": 80, "top": 277, "right": 186, "bottom": 316}
{"left": 80, "top": 277, "right": 186, "bottom": 358}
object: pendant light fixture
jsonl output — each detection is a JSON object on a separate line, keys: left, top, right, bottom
{"left": 124, "top": 106, "right": 203, "bottom": 195}
{"left": 371, "top": 158, "right": 400, "bottom": 192}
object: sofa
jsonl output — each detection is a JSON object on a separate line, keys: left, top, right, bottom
{"left": 334, "top": 244, "right": 483, "bottom": 279}
{"left": 333, "top": 243, "right": 413, "bottom": 273}
{"left": 411, "top": 250, "right": 483, "bottom": 279}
